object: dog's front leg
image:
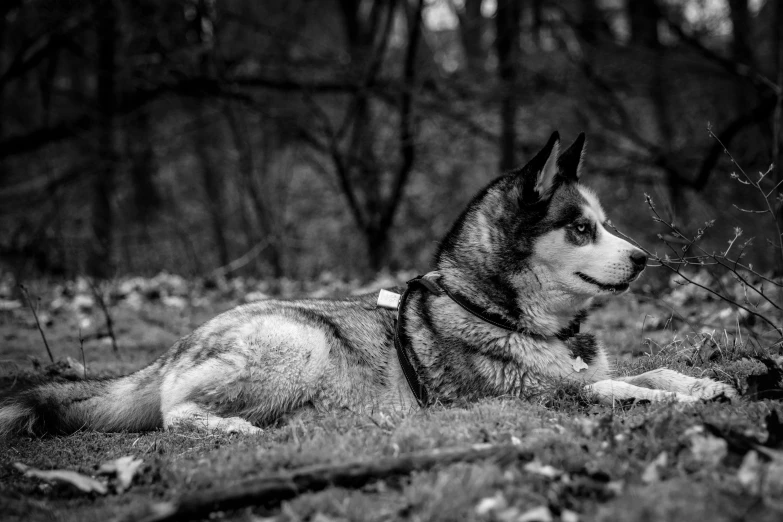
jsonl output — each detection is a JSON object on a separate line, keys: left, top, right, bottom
{"left": 613, "top": 369, "right": 737, "bottom": 400}
{"left": 585, "top": 379, "right": 699, "bottom": 405}
{"left": 163, "top": 402, "right": 263, "bottom": 434}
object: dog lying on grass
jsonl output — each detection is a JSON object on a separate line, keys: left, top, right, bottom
{"left": 0, "top": 132, "right": 736, "bottom": 436}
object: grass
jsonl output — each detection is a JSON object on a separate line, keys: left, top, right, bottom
{"left": 0, "top": 287, "right": 781, "bottom": 521}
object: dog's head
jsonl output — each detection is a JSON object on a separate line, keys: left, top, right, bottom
{"left": 436, "top": 132, "right": 646, "bottom": 321}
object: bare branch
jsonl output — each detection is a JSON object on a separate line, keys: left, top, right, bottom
{"left": 18, "top": 284, "right": 55, "bottom": 364}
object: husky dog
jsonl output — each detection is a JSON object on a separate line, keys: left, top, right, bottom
{"left": 0, "top": 132, "right": 735, "bottom": 437}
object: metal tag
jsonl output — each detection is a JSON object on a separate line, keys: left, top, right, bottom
{"left": 376, "top": 289, "right": 401, "bottom": 311}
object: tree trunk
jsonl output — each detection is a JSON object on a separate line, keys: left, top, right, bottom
{"left": 193, "top": 0, "right": 230, "bottom": 270}
{"left": 495, "top": 0, "right": 522, "bottom": 172}
{"left": 128, "top": 106, "right": 160, "bottom": 222}
{"left": 457, "top": 0, "right": 486, "bottom": 76}
{"left": 195, "top": 106, "right": 230, "bottom": 269}
{"left": 628, "top": 0, "right": 658, "bottom": 48}
{"left": 224, "top": 103, "right": 284, "bottom": 278}
{"left": 87, "top": 0, "right": 116, "bottom": 278}
{"left": 728, "top": 0, "right": 754, "bottom": 113}
{"left": 579, "top": 0, "right": 609, "bottom": 43}
{"left": 628, "top": 0, "right": 682, "bottom": 222}
{"left": 773, "top": 0, "right": 783, "bottom": 253}
{"left": 332, "top": 0, "right": 420, "bottom": 274}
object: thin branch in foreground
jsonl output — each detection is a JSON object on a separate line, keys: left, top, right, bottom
{"left": 137, "top": 443, "right": 532, "bottom": 522}
{"left": 18, "top": 284, "right": 54, "bottom": 364}
{"left": 78, "top": 329, "right": 87, "bottom": 379}
{"left": 607, "top": 221, "right": 782, "bottom": 335}
{"left": 87, "top": 278, "right": 119, "bottom": 357}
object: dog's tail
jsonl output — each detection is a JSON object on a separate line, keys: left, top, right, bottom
{"left": 0, "top": 362, "right": 164, "bottom": 437}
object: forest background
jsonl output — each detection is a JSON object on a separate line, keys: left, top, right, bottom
{"left": 1, "top": 0, "right": 782, "bottom": 287}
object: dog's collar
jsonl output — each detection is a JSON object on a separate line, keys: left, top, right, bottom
{"left": 379, "top": 273, "right": 582, "bottom": 408}
{"left": 385, "top": 272, "right": 581, "bottom": 337}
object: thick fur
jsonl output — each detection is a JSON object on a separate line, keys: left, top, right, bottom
{"left": 0, "top": 132, "right": 736, "bottom": 437}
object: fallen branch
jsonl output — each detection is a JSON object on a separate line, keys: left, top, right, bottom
{"left": 138, "top": 443, "right": 532, "bottom": 522}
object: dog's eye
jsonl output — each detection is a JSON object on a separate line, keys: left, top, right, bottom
{"left": 576, "top": 224, "right": 587, "bottom": 233}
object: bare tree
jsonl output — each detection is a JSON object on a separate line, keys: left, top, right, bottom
{"left": 453, "top": 0, "right": 486, "bottom": 76}
{"left": 302, "top": 0, "right": 423, "bottom": 272}
{"left": 87, "top": 0, "right": 117, "bottom": 278}
{"left": 193, "top": 0, "right": 230, "bottom": 269}
{"left": 495, "top": 0, "right": 522, "bottom": 172}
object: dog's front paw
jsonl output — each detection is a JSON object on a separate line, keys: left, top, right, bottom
{"left": 688, "top": 378, "right": 738, "bottom": 401}
{"left": 219, "top": 417, "right": 264, "bottom": 435}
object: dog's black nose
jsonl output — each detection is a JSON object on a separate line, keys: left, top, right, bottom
{"left": 630, "top": 250, "right": 647, "bottom": 269}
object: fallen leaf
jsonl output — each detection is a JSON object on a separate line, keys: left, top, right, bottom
{"left": 763, "top": 453, "right": 783, "bottom": 499}
{"left": 561, "top": 509, "right": 580, "bottom": 522}
{"left": 14, "top": 462, "right": 107, "bottom": 495}
{"left": 517, "top": 505, "right": 553, "bottom": 522}
{"left": 475, "top": 492, "right": 507, "bottom": 516}
{"left": 689, "top": 433, "right": 728, "bottom": 467}
{"left": 496, "top": 507, "right": 522, "bottom": 522}
{"left": 0, "top": 298, "right": 22, "bottom": 310}
{"left": 641, "top": 451, "right": 668, "bottom": 484}
{"left": 575, "top": 417, "right": 598, "bottom": 437}
{"left": 98, "top": 456, "right": 143, "bottom": 493}
{"left": 606, "top": 480, "right": 624, "bottom": 496}
{"left": 737, "top": 450, "right": 762, "bottom": 495}
{"left": 523, "top": 459, "right": 563, "bottom": 479}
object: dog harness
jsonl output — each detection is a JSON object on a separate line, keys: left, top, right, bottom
{"left": 378, "top": 272, "right": 582, "bottom": 408}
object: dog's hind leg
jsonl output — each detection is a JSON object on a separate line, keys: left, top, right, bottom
{"left": 163, "top": 402, "right": 262, "bottom": 434}
{"left": 586, "top": 379, "right": 699, "bottom": 405}
{"left": 614, "top": 369, "right": 737, "bottom": 400}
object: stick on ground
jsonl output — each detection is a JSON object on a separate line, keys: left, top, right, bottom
{"left": 137, "top": 443, "right": 532, "bottom": 522}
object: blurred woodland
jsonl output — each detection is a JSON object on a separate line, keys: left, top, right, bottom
{"left": 1, "top": 0, "right": 782, "bottom": 283}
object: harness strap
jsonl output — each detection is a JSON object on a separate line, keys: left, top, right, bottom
{"left": 387, "top": 272, "right": 582, "bottom": 408}
{"left": 394, "top": 277, "right": 430, "bottom": 408}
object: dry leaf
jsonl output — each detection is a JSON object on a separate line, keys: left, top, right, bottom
{"left": 737, "top": 451, "right": 762, "bottom": 495}
{"left": 641, "top": 451, "right": 668, "bottom": 484}
{"left": 475, "top": 492, "right": 507, "bottom": 516}
{"left": 689, "top": 433, "right": 728, "bottom": 467}
{"left": 523, "top": 459, "right": 563, "bottom": 479}
{"left": 14, "top": 462, "right": 107, "bottom": 495}
{"left": 561, "top": 509, "right": 580, "bottom": 522}
{"left": 517, "top": 505, "right": 553, "bottom": 522}
{"left": 98, "top": 456, "right": 143, "bottom": 493}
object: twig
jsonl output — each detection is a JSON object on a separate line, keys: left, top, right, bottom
{"left": 87, "top": 278, "right": 120, "bottom": 357}
{"left": 210, "top": 239, "right": 269, "bottom": 279}
{"left": 18, "top": 284, "right": 54, "bottom": 364}
{"left": 137, "top": 443, "right": 532, "bottom": 522}
{"left": 609, "top": 221, "right": 782, "bottom": 335}
{"left": 78, "top": 328, "right": 87, "bottom": 379}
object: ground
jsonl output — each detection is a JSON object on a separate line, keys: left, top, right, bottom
{"left": 0, "top": 274, "right": 781, "bottom": 522}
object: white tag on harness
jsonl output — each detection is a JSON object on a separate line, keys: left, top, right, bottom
{"left": 377, "top": 289, "right": 402, "bottom": 311}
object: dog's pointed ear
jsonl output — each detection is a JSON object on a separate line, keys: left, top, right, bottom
{"left": 528, "top": 131, "right": 561, "bottom": 200}
{"left": 557, "top": 132, "right": 586, "bottom": 182}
